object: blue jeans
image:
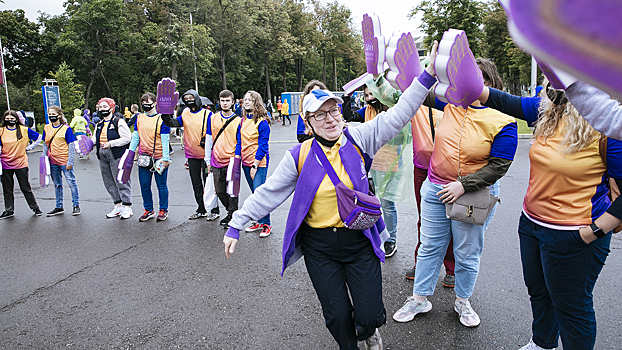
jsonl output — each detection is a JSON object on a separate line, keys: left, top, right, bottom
{"left": 413, "top": 178, "right": 499, "bottom": 299}
{"left": 50, "top": 163, "right": 80, "bottom": 208}
{"left": 242, "top": 165, "right": 270, "bottom": 225}
{"left": 518, "top": 213, "right": 610, "bottom": 350}
{"left": 381, "top": 199, "right": 397, "bottom": 243}
{"left": 138, "top": 165, "right": 169, "bottom": 212}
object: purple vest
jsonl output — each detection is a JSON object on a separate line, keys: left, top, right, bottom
{"left": 280, "top": 129, "right": 387, "bottom": 275}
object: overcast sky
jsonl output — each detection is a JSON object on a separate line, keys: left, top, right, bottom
{"left": 2, "top": 0, "right": 423, "bottom": 37}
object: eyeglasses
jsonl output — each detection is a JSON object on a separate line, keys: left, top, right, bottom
{"left": 310, "top": 107, "right": 341, "bottom": 121}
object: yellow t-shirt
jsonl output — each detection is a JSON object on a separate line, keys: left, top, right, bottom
{"left": 298, "top": 135, "right": 365, "bottom": 228}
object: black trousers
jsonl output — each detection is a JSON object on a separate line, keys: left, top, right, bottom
{"left": 1, "top": 167, "right": 40, "bottom": 213}
{"left": 212, "top": 166, "right": 238, "bottom": 214}
{"left": 300, "top": 224, "right": 386, "bottom": 350}
{"left": 187, "top": 158, "right": 212, "bottom": 214}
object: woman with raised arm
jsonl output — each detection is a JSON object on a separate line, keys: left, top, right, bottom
{"left": 477, "top": 78, "right": 622, "bottom": 350}
{"left": 222, "top": 43, "right": 438, "bottom": 350}
{"left": 393, "top": 58, "right": 518, "bottom": 328}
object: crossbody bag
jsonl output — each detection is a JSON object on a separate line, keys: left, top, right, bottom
{"left": 444, "top": 110, "right": 500, "bottom": 225}
{"left": 311, "top": 140, "right": 382, "bottom": 230}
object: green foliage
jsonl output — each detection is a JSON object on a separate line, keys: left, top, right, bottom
{"left": 3, "top": 0, "right": 365, "bottom": 111}
{"left": 410, "top": 0, "right": 488, "bottom": 57}
{"left": 482, "top": 2, "right": 534, "bottom": 94}
{"left": 50, "top": 62, "right": 85, "bottom": 113}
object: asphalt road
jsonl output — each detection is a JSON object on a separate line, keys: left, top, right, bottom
{"left": 1, "top": 123, "right": 621, "bottom": 349}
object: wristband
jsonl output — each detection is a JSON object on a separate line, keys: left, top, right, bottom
{"left": 251, "top": 164, "right": 257, "bottom": 169}
{"left": 590, "top": 223, "right": 606, "bottom": 239}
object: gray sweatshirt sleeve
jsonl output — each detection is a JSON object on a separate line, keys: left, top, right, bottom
{"left": 565, "top": 81, "right": 622, "bottom": 140}
{"left": 227, "top": 151, "right": 299, "bottom": 235}
{"left": 348, "top": 76, "right": 432, "bottom": 157}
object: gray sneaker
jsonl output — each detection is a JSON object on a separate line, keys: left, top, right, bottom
{"left": 206, "top": 212, "right": 220, "bottom": 221}
{"left": 392, "top": 296, "right": 432, "bottom": 323}
{"left": 454, "top": 299, "right": 480, "bottom": 327}
{"left": 364, "top": 328, "right": 383, "bottom": 350}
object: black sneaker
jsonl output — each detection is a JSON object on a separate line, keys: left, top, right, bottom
{"left": 442, "top": 273, "right": 455, "bottom": 288}
{"left": 72, "top": 206, "right": 81, "bottom": 216}
{"left": 384, "top": 241, "right": 397, "bottom": 258}
{"left": 219, "top": 213, "right": 233, "bottom": 227}
{"left": 47, "top": 207, "right": 65, "bottom": 216}
{"left": 0, "top": 211, "right": 14, "bottom": 219}
{"left": 405, "top": 266, "right": 416, "bottom": 280}
{"left": 33, "top": 209, "right": 43, "bottom": 216}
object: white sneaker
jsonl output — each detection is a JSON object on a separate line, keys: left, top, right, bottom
{"left": 392, "top": 296, "right": 432, "bottom": 323}
{"left": 519, "top": 339, "right": 553, "bottom": 350}
{"left": 364, "top": 328, "right": 383, "bottom": 350}
{"left": 106, "top": 206, "right": 122, "bottom": 218}
{"left": 120, "top": 206, "right": 133, "bottom": 219}
{"left": 454, "top": 299, "right": 480, "bottom": 327}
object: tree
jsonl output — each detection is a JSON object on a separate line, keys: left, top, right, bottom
{"left": 409, "top": 0, "right": 488, "bottom": 57}
{"left": 482, "top": 2, "right": 534, "bottom": 94}
{"left": 50, "top": 62, "right": 85, "bottom": 113}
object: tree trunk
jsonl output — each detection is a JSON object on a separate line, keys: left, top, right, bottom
{"left": 84, "top": 71, "right": 95, "bottom": 109}
{"left": 333, "top": 55, "right": 337, "bottom": 91}
{"left": 294, "top": 58, "right": 303, "bottom": 91}
{"left": 322, "top": 47, "right": 326, "bottom": 84}
{"left": 171, "top": 59, "right": 178, "bottom": 82}
{"left": 220, "top": 54, "right": 227, "bottom": 90}
{"left": 264, "top": 48, "right": 272, "bottom": 102}
{"left": 25, "top": 74, "right": 34, "bottom": 111}
{"left": 282, "top": 60, "right": 287, "bottom": 92}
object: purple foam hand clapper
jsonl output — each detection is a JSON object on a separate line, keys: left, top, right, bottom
{"left": 362, "top": 13, "right": 385, "bottom": 75}
{"left": 39, "top": 155, "right": 50, "bottom": 187}
{"left": 116, "top": 150, "right": 135, "bottom": 184}
{"left": 226, "top": 157, "right": 241, "bottom": 198}
{"left": 343, "top": 72, "right": 372, "bottom": 96}
{"left": 157, "top": 78, "right": 179, "bottom": 115}
{"left": 74, "top": 135, "right": 94, "bottom": 156}
{"left": 385, "top": 32, "right": 421, "bottom": 91}
{"left": 503, "top": 0, "right": 622, "bottom": 100}
{"left": 434, "top": 29, "right": 484, "bottom": 109}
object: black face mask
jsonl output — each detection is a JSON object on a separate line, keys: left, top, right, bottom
{"left": 184, "top": 99, "right": 196, "bottom": 109}
{"left": 99, "top": 110, "right": 111, "bottom": 117}
{"left": 6, "top": 120, "right": 16, "bottom": 127}
{"left": 368, "top": 98, "right": 382, "bottom": 111}
{"left": 49, "top": 116, "right": 59, "bottom": 123}
{"left": 142, "top": 104, "right": 154, "bottom": 112}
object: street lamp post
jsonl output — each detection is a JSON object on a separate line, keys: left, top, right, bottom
{"left": 190, "top": 11, "right": 199, "bottom": 93}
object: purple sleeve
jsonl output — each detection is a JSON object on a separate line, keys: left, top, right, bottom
{"left": 255, "top": 120, "right": 270, "bottom": 162}
{"left": 417, "top": 70, "right": 437, "bottom": 89}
